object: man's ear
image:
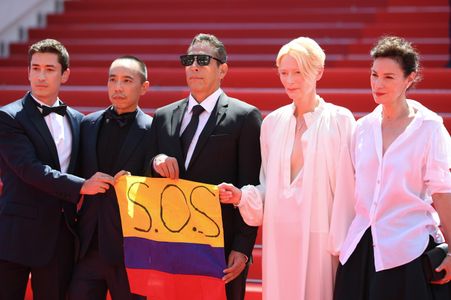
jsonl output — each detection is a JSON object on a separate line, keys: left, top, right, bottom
{"left": 141, "top": 80, "right": 150, "bottom": 96}
{"left": 219, "top": 63, "right": 228, "bottom": 80}
{"left": 61, "top": 68, "right": 70, "bottom": 84}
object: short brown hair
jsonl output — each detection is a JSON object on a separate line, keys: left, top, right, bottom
{"left": 28, "top": 39, "right": 69, "bottom": 73}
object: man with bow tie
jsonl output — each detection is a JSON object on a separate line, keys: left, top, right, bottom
{"left": 0, "top": 39, "right": 114, "bottom": 300}
{"left": 68, "top": 56, "right": 152, "bottom": 300}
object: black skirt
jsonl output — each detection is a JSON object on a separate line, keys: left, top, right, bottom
{"left": 334, "top": 229, "right": 451, "bottom": 300}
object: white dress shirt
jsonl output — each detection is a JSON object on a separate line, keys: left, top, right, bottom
{"left": 339, "top": 99, "right": 451, "bottom": 272}
{"left": 32, "top": 95, "right": 72, "bottom": 173}
{"left": 180, "top": 88, "right": 222, "bottom": 170}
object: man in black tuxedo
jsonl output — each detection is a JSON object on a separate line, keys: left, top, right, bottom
{"left": 68, "top": 56, "right": 152, "bottom": 300}
{"left": 149, "top": 33, "right": 262, "bottom": 300}
{"left": 0, "top": 39, "right": 114, "bottom": 300}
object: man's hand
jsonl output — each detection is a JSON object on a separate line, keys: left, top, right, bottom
{"left": 222, "top": 250, "right": 248, "bottom": 284}
{"left": 431, "top": 255, "right": 451, "bottom": 285}
{"left": 114, "top": 170, "right": 131, "bottom": 184}
{"left": 80, "top": 172, "right": 114, "bottom": 195}
{"left": 153, "top": 154, "right": 179, "bottom": 179}
{"left": 218, "top": 182, "right": 241, "bottom": 206}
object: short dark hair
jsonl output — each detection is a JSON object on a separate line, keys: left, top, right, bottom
{"left": 188, "top": 33, "right": 227, "bottom": 65}
{"left": 112, "top": 55, "right": 148, "bottom": 83}
{"left": 370, "top": 36, "right": 421, "bottom": 85}
{"left": 28, "top": 39, "right": 69, "bottom": 73}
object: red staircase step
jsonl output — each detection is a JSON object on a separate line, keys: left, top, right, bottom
{"left": 249, "top": 248, "right": 262, "bottom": 280}
{"left": 27, "top": 27, "right": 365, "bottom": 40}
{"left": 47, "top": 12, "right": 377, "bottom": 24}
{"left": 388, "top": 0, "right": 447, "bottom": 5}
{"left": 63, "top": 0, "right": 389, "bottom": 11}
{"left": 361, "top": 23, "right": 447, "bottom": 37}
{"left": 245, "top": 282, "right": 262, "bottom": 300}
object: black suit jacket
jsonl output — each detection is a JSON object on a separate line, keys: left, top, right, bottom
{"left": 77, "top": 107, "right": 153, "bottom": 266}
{"left": 0, "top": 92, "right": 84, "bottom": 267}
{"left": 148, "top": 93, "right": 262, "bottom": 258}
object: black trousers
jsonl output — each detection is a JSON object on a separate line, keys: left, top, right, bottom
{"left": 0, "top": 217, "right": 74, "bottom": 300}
{"left": 334, "top": 229, "right": 451, "bottom": 300}
{"left": 68, "top": 246, "right": 145, "bottom": 300}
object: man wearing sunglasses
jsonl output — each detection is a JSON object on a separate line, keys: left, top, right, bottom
{"left": 148, "top": 33, "right": 262, "bottom": 300}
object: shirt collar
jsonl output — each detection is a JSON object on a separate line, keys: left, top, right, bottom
{"left": 290, "top": 95, "right": 326, "bottom": 127}
{"left": 187, "top": 88, "right": 223, "bottom": 114}
{"left": 368, "top": 99, "right": 442, "bottom": 127}
{"left": 31, "top": 94, "right": 62, "bottom": 108}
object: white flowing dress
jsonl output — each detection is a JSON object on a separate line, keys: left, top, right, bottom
{"left": 237, "top": 97, "right": 356, "bottom": 300}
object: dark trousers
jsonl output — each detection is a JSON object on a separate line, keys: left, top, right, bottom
{"left": 225, "top": 262, "right": 250, "bottom": 300}
{"left": 0, "top": 218, "right": 74, "bottom": 300}
{"left": 334, "top": 229, "right": 451, "bottom": 300}
{"left": 68, "top": 246, "right": 145, "bottom": 300}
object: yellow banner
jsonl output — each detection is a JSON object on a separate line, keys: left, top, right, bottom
{"left": 115, "top": 176, "right": 224, "bottom": 248}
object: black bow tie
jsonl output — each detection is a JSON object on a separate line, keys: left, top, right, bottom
{"left": 34, "top": 100, "right": 67, "bottom": 117}
{"left": 41, "top": 105, "right": 67, "bottom": 117}
{"left": 104, "top": 108, "right": 136, "bottom": 128}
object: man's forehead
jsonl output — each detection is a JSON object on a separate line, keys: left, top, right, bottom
{"left": 189, "top": 42, "right": 215, "bottom": 55}
{"left": 30, "top": 52, "right": 60, "bottom": 65}
{"left": 109, "top": 60, "right": 140, "bottom": 76}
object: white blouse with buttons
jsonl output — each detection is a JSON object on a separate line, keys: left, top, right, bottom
{"left": 339, "top": 99, "right": 451, "bottom": 271}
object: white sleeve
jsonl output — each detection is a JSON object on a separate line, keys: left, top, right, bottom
{"left": 426, "top": 124, "right": 451, "bottom": 195}
{"left": 328, "top": 112, "right": 356, "bottom": 255}
{"left": 236, "top": 119, "right": 270, "bottom": 226}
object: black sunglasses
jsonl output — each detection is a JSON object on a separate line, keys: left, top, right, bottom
{"left": 180, "top": 54, "right": 224, "bottom": 66}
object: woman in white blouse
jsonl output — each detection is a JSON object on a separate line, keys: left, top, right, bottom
{"left": 334, "top": 36, "right": 451, "bottom": 300}
{"left": 218, "top": 37, "right": 356, "bottom": 300}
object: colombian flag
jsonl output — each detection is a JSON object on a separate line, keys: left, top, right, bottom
{"left": 115, "top": 176, "right": 227, "bottom": 300}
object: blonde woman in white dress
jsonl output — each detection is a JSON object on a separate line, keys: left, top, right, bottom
{"left": 219, "top": 37, "right": 356, "bottom": 300}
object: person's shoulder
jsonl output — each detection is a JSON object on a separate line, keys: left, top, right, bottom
{"left": 136, "top": 108, "right": 153, "bottom": 126}
{"left": 0, "top": 96, "right": 26, "bottom": 116}
{"left": 264, "top": 104, "right": 292, "bottom": 122}
{"left": 138, "top": 110, "right": 153, "bottom": 122}
{"left": 66, "top": 106, "right": 84, "bottom": 120}
{"left": 409, "top": 99, "right": 444, "bottom": 126}
{"left": 154, "top": 99, "right": 186, "bottom": 116}
{"left": 81, "top": 110, "right": 103, "bottom": 123}
{"left": 226, "top": 96, "right": 259, "bottom": 112}
{"left": 323, "top": 101, "right": 354, "bottom": 120}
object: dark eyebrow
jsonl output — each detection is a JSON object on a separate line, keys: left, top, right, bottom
{"left": 31, "top": 63, "right": 57, "bottom": 68}
{"left": 371, "top": 69, "right": 395, "bottom": 76}
{"left": 109, "top": 74, "right": 135, "bottom": 80}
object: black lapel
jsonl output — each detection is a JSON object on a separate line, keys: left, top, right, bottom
{"left": 113, "top": 108, "right": 147, "bottom": 171}
{"left": 188, "top": 93, "right": 228, "bottom": 169}
{"left": 86, "top": 110, "right": 104, "bottom": 172}
{"left": 22, "top": 93, "right": 61, "bottom": 170}
{"left": 170, "top": 99, "right": 188, "bottom": 162}
{"left": 66, "top": 108, "right": 80, "bottom": 173}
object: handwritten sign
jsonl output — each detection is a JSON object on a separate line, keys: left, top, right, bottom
{"left": 115, "top": 176, "right": 226, "bottom": 300}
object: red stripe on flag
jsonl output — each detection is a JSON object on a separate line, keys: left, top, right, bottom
{"left": 126, "top": 268, "right": 226, "bottom": 300}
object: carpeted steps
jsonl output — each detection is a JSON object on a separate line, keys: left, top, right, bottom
{"left": 0, "top": 0, "right": 448, "bottom": 299}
